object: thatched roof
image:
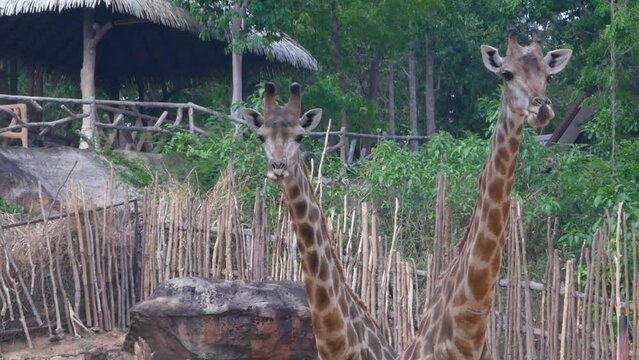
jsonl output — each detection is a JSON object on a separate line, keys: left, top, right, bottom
{"left": 0, "top": 0, "right": 318, "bottom": 79}
{"left": 0, "top": 0, "right": 199, "bottom": 33}
{"left": 248, "top": 34, "right": 319, "bottom": 72}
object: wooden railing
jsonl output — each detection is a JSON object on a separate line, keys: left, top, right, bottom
{"left": 0, "top": 94, "right": 431, "bottom": 157}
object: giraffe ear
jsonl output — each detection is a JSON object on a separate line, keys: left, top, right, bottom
{"left": 300, "top": 108, "right": 322, "bottom": 131}
{"left": 480, "top": 45, "right": 503, "bottom": 74}
{"left": 544, "top": 49, "right": 572, "bottom": 75}
{"left": 243, "top": 108, "right": 264, "bottom": 130}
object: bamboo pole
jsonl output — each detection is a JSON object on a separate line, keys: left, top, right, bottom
{"left": 72, "top": 184, "right": 92, "bottom": 327}
{"left": 54, "top": 231, "right": 73, "bottom": 335}
{"left": 516, "top": 203, "right": 536, "bottom": 360}
{"left": 0, "top": 225, "right": 42, "bottom": 325}
{"left": 614, "top": 202, "right": 623, "bottom": 360}
{"left": 560, "top": 260, "right": 574, "bottom": 360}
{"left": 38, "top": 255, "right": 52, "bottom": 337}
{"left": 361, "top": 202, "right": 369, "bottom": 303}
{"left": 5, "top": 264, "right": 32, "bottom": 348}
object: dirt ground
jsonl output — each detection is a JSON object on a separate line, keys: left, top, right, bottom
{"left": 0, "top": 330, "right": 131, "bottom": 360}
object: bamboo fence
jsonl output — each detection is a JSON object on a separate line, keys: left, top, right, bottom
{"left": 0, "top": 166, "right": 636, "bottom": 358}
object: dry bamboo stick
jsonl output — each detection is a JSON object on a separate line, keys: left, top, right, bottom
{"left": 54, "top": 230, "right": 73, "bottom": 335}
{"left": 370, "top": 210, "right": 378, "bottom": 314}
{"left": 186, "top": 200, "right": 193, "bottom": 277}
{"left": 224, "top": 196, "right": 233, "bottom": 280}
{"left": 91, "top": 197, "right": 110, "bottom": 330}
{"left": 593, "top": 230, "right": 602, "bottom": 360}
{"left": 165, "top": 198, "right": 174, "bottom": 279}
{"left": 0, "top": 262, "right": 13, "bottom": 320}
{"left": 105, "top": 182, "right": 117, "bottom": 328}
{"left": 5, "top": 265, "right": 32, "bottom": 348}
{"left": 39, "top": 255, "right": 52, "bottom": 337}
{"left": 38, "top": 184, "right": 64, "bottom": 333}
{"left": 212, "top": 213, "right": 222, "bottom": 278}
{"left": 0, "top": 225, "right": 42, "bottom": 325}
{"left": 81, "top": 189, "right": 101, "bottom": 329}
{"left": 63, "top": 202, "right": 82, "bottom": 316}
{"left": 614, "top": 203, "right": 623, "bottom": 360}
{"left": 361, "top": 202, "right": 369, "bottom": 303}
{"left": 72, "top": 184, "right": 93, "bottom": 327}
{"left": 560, "top": 260, "right": 574, "bottom": 360}
{"left": 582, "top": 247, "right": 594, "bottom": 360}
{"left": 123, "top": 186, "right": 133, "bottom": 326}
{"left": 25, "top": 218, "right": 36, "bottom": 295}
{"left": 516, "top": 203, "right": 536, "bottom": 360}
{"left": 0, "top": 268, "right": 7, "bottom": 318}
{"left": 631, "top": 227, "right": 637, "bottom": 360}
{"left": 504, "top": 212, "right": 515, "bottom": 360}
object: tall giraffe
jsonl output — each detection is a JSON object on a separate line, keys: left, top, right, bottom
{"left": 399, "top": 30, "right": 572, "bottom": 359}
{"left": 243, "top": 82, "right": 396, "bottom": 360}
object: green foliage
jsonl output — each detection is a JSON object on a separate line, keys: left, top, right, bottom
{"left": 98, "top": 148, "right": 154, "bottom": 188}
{"left": 0, "top": 198, "right": 25, "bottom": 214}
{"left": 157, "top": 127, "right": 269, "bottom": 205}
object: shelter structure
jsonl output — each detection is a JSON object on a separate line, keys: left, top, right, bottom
{"left": 0, "top": 0, "right": 318, "bottom": 148}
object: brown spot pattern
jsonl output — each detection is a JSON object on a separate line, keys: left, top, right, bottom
{"left": 318, "top": 259, "right": 329, "bottom": 281}
{"left": 315, "top": 285, "right": 330, "bottom": 310}
{"left": 468, "top": 266, "right": 491, "bottom": 298}
{"left": 322, "top": 309, "right": 344, "bottom": 332}
{"left": 488, "top": 178, "right": 504, "bottom": 202}
{"left": 474, "top": 234, "right": 494, "bottom": 263}
{"left": 487, "top": 208, "right": 503, "bottom": 236}
{"left": 306, "top": 250, "right": 319, "bottom": 274}
{"left": 293, "top": 200, "right": 308, "bottom": 218}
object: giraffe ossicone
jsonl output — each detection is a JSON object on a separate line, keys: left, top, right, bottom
{"left": 244, "top": 83, "right": 396, "bottom": 360}
{"left": 398, "top": 30, "right": 572, "bottom": 359}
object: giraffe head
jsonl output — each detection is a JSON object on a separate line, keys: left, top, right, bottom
{"left": 480, "top": 29, "right": 572, "bottom": 128}
{"left": 243, "top": 82, "right": 323, "bottom": 181}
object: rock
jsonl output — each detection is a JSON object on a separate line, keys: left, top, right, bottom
{"left": 0, "top": 146, "right": 130, "bottom": 210}
{"left": 123, "top": 277, "right": 317, "bottom": 360}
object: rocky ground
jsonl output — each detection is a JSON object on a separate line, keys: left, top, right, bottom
{"left": 1, "top": 331, "right": 131, "bottom": 360}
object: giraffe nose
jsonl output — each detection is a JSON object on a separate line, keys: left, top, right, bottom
{"left": 271, "top": 161, "right": 286, "bottom": 170}
{"left": 532, "top": 97, "right": 551, "bottom": 106}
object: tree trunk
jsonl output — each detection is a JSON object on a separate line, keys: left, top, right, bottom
{"left": 408, "top": 43, "right": 418, "bottom": 152}
{"left": 330, "top": 1, "right": 349, "bottom": 159}
{"left": 80, "top": 10, "right": 97, "bottom": 150}
{"left": 367, "top": 49, "right": 383, "bottom": 101}
{"left": 609, "top": 0, "right": 617, "bottom": 170}
{"left": 0, "top": 61, "right": 8, "bottom": 95}
{"left": 79, "top": 9, "right": 111, "bottom": 150}
{"left": 360, "top": 49, "right": 383, "bottom": 153}
{"left": 388, "top": 66, "right": 396, "bottom": 135}
{"left": 231, "top": 0, "right": 247, "bottom": 119}
{"left": 424, "top": 33, "right": 436, "bottom": 136}
{"left": 9, "top": 59, "right": 17, "bottom": 95}
{"left": 27, "top": 66, "right": 44, "bottom": 122}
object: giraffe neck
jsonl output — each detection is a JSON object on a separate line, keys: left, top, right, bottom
{"left": 450, "top": 91, "right": 524, "bottom": 353}
{"left": 280, "top": 154, "right": 396, "bottom": 360}
{"left": 399, "top": 92, "right": 524, "bottom": 359}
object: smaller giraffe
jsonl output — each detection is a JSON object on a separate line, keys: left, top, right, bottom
{"left": 244, "top": 82, "right": 396, "bottom": 360}
{"left": 399, "top": 30, "right": 572, "bottom": 359}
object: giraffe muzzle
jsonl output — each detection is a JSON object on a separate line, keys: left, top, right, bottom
{"left": 537, "top": 103, "right": 551, "bottom": 122}
{"left": 268, "top": 161, "right": 289, "bottom": 180}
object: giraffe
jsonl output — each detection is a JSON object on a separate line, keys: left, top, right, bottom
{"left": 243, "top": 82, "right": 397, "bottom": 360}
{"left": 398, "top": 30, "right": 572, "bottom": 359}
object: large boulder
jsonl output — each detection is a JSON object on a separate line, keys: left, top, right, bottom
{"left": 123, "top": 277, "right": 317, "bottom": 360}
{"left": 0, "top": 147, "right": 127, "bottom": 213}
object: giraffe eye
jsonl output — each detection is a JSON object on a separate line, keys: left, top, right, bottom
{"left": 294, "top": 135, "right": 304, "bottom": 143}
{"left": 502, "top": 71, "right": 514, "bottom": 81}
{"left": 257, "top": 135, "right": 265, "bottom": 143}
